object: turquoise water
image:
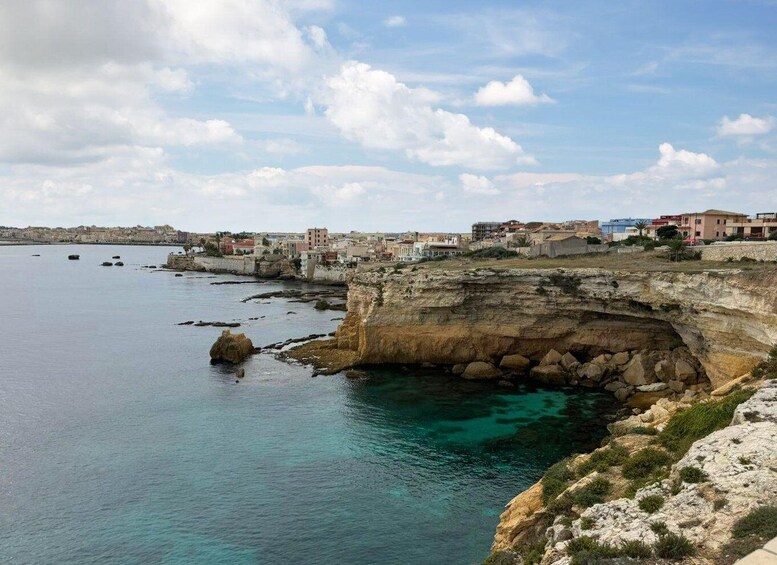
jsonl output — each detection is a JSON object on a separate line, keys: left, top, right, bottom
{"left": 0, "top": 245, "right": 619, "bottom": 564}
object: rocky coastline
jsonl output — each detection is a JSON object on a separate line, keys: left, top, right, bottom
{"left": 285, "top": 262, "right": 777, "bottom": 563}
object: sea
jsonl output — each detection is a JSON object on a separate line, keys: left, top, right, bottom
{"left": 0, "top": 245, "right": 620, "bottom": 564}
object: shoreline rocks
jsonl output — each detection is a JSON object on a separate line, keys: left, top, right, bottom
{"left": 209, "top": 330, "right": 254, "bottom": 364}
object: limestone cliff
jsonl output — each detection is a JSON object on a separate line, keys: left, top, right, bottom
{"left": 334, "top": 267, "right": 777, "bottom": 389}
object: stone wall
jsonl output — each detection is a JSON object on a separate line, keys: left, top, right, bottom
{"left": 701, "top": 241, "right": 777, "bottom": 262}
{"left": 193, "top": 255, "right": 256, "bottom": 275}
{"left": 311, "top": 264, "right": 354, "bottom": 284}
{"left": 166, "top": 254, "right": 196, "bottom": 270}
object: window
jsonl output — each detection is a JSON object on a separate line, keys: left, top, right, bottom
{"left": 716, "top": 232, "right": 720, "bottom": 237}
{"left": 695, "top": 231, "right": 701, "bottom": 237}
{"left": 716, "top": 219, "right": 721, "bottom": 224}
{"left": 695, "top": 219, "right": 702, "bottom": 225}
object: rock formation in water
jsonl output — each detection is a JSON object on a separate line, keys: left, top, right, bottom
{"left": 209, "top": 330, "right": 254, "bottom": 364}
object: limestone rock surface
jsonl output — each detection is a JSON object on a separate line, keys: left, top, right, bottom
{"left": 209, "top": 330, "right": 254, "bottom": 364}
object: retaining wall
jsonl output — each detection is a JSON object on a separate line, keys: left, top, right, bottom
{"left": 701, "top": 241, "right": 777, "bottom": 262}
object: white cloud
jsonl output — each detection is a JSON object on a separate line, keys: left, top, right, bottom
{"left": 717, "top": 113, "right": 775, "bottom": 137}
{"left": 474, "top": 75, "right": 554, "bottom": 106}
{"left": 383, "top": 16, "right": 406, "bottom": 27}
{"left": 320, "top": 61, "right": 534, "bottom": 170}
{"left": 459, "top": 173, "right": 499, "bottom": 195}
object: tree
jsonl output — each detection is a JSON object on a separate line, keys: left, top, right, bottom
{"left": 656, "top": 225, "right": 679, "bottom": 240}
{"left": 183, "top": 243, "right": 192, "bottom": 255}
{"left": 262, "top": 236, "right": 270, "bottom": 247}
{"left": 514, "top": 235, "right": 530, "bottom": 247}
{"left": 634, "top": 221, "right": 648, "bottom": 237}
{"left": 769, "top": 230, "right": 777, "bottom": 241}
{"left": 203, "top": 241, "right": 222, "bottom": 257}
{"left": 586, "top": 236, "right": 602, "bottom": 245}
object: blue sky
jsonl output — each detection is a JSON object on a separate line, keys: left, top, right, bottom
{"left": 1, "top": 0, "right": 776, "bottom": 231}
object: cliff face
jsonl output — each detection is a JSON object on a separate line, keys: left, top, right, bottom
{"left": 335, "top": 267, "right": 777, "bottom": 388}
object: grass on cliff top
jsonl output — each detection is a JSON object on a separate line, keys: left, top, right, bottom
{"left": 656, "top": 388, "right": 755, "bottom": 456}
{"left": 720, "top": 506, "right": 777, "bottom": 562}
{"left": 400, "top": 250, "right": 777, "bottom": 274}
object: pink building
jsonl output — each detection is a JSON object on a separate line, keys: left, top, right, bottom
{"left": 678, "top": 209, "right": 748, "bottom": 242}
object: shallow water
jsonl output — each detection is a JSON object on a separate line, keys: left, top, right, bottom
{"left": 0, "top": 245, "right": 619, "bottom": 564}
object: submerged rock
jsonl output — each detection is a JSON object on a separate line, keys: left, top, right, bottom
{"left": 209, "top": 330, "right": 254, "bottom": 364}
{"left": 499, "top": 354, "right": 531, "bottom": 373}
{"left": 462, "top": 361, "right": 502, "bottom": 380}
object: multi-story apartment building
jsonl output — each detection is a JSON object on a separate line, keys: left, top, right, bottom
{"left": 725, "top": 212, "right": 777, "bottom": 240}
{"left": 472, "top": 222, "right": 501, "bottom": 241}
{"left": 601, "top": 218, "right": 652, "bottom": 237}
{"left": 306, "top": 227, "right": 329, "bottom": 249}
{"left": 678, "top": 210, "right": 748, "bottom": 241}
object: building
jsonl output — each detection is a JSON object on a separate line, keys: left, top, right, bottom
{"left": 529, "top": 235, "right": 607, "bottom": 258}
{"left": 601, "top": 218, "right": 652, "bottom": 237}
{"left": 472, "top": 222, "right": 501, "bottom": 241}
{"left": 725, "top": 213, "right": 777, "bottom": 240}
{"left": 678, "top": 210, "right": 748, "bottom": 242}
{"left": 306, "top": 227, "right": 329, "bottom": 249}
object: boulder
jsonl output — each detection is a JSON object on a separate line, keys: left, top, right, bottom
{"left": 451, "top": 363, "right": 467, "bottom": 375}
{"left": 654, "top": 359, "right": 675, "bottom": 382}
{"left": 592, "top": 354, "right": 609, "bottom": 366}
{"left": 668, "top": 379, "right": 685, "bottom": 393}
{"left": 610, "top": 351, "right": 631, "bottom": 366}
{"left": 500, "top": 354, "right": 531, "bottom": 373}
{"left": 529, "top": 364, "right": 567, "bottom": 386}
{"left": 604, "top": 381, "right": 626, "bottom": 392}
{"left": 674, "top": 359, "right": 697, "bottom": 382}
{"left": 560, "top": 352, "right": 579, "bottom": 370}
{"left": 539, "top": 349, "right": 563, "bottom": 366}
{"left": 209, "top": 330, "right": 254, "bottom": 364}
{"left": 578, "top": 362, "right": 604, "bottom": 382}
{"left": 462, "top": 361, "right": 502, "bottom": 380}
{"left": 614, "top": 386, "right": 633, "bottom": 402}
{"left": 622, "top": 353, "right": 657, "bottom": 386}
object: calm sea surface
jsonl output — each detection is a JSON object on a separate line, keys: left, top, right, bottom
{"left": 0, "top": 245, "right": 619, "bottom": 564}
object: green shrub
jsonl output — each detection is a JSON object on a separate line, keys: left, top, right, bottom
{"left": 621, "top": 448, "right": 672, "bottom": 480}
{"left": 630, "top": 426, "right": 658, "bottom": 436}
{"left": 650, "top": 521, "right": 669, "bottom": 536}
{"left": 546, "top": 494, "right": 573, "bottom": 516}
{"left": 721, "top": 506, "right": 777, "bottom": 560}
{"left": 654, "top": 531, "right": 696, "bottom": 559}
{"left": 752, "top": 345, "right": 777, "bottom": 380}
{"left": 620, "top": 539, "right": 653, "bottom": 559}
{"left": 567, "top": 537, "right": 620, "bottom": 564}
{"left": 638, "top": 494, "right": 665, "bottom": 514}
{"left": 466, "top": 247, "right": 518, "bottom": 260}
{"left": 572, "top": 477, "right": 611, "bottom": 508}
{"left": 679, "top": 465, "right": 708, "bottom": 483}
{"left": 738, "top": 456, "right": 753, "bottom": 465}
{"left": 579, "top": 516, "right": 595, "bottom": 530}
{"left": 657, "top": 388, "right": 755, "bottom": 456}
{"left": 731, "top": 506, "right": 777, "bottom": 540}
{"left": 521, "top": 536, "right": 548, "bottom": 565}
{"left": 541, "top": 459, "right": 574, "bottom": 504}
{"left": 576, "top": 444, "right": 629, "bottom": 476}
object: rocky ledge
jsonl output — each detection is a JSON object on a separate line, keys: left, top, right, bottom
{"left": 490, "top": 377, "right": 777, "bottom": 565}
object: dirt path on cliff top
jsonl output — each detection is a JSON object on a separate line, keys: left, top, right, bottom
{"left": 385, "top": 251, "right": 777, "bottom": 274}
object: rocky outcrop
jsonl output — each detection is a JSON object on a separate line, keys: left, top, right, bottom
{"left": 209, "top": 330, "right": 254, "bottom": 364}
{"left": 491, "top": 380, "right": 777, "bottom": 564}
{"left": 332, "top": 267, "right": 777, "bottom": 389}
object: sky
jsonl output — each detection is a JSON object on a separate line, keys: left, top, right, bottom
{"left": 1, "top": 0, "right": 776, "bottom": 232}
